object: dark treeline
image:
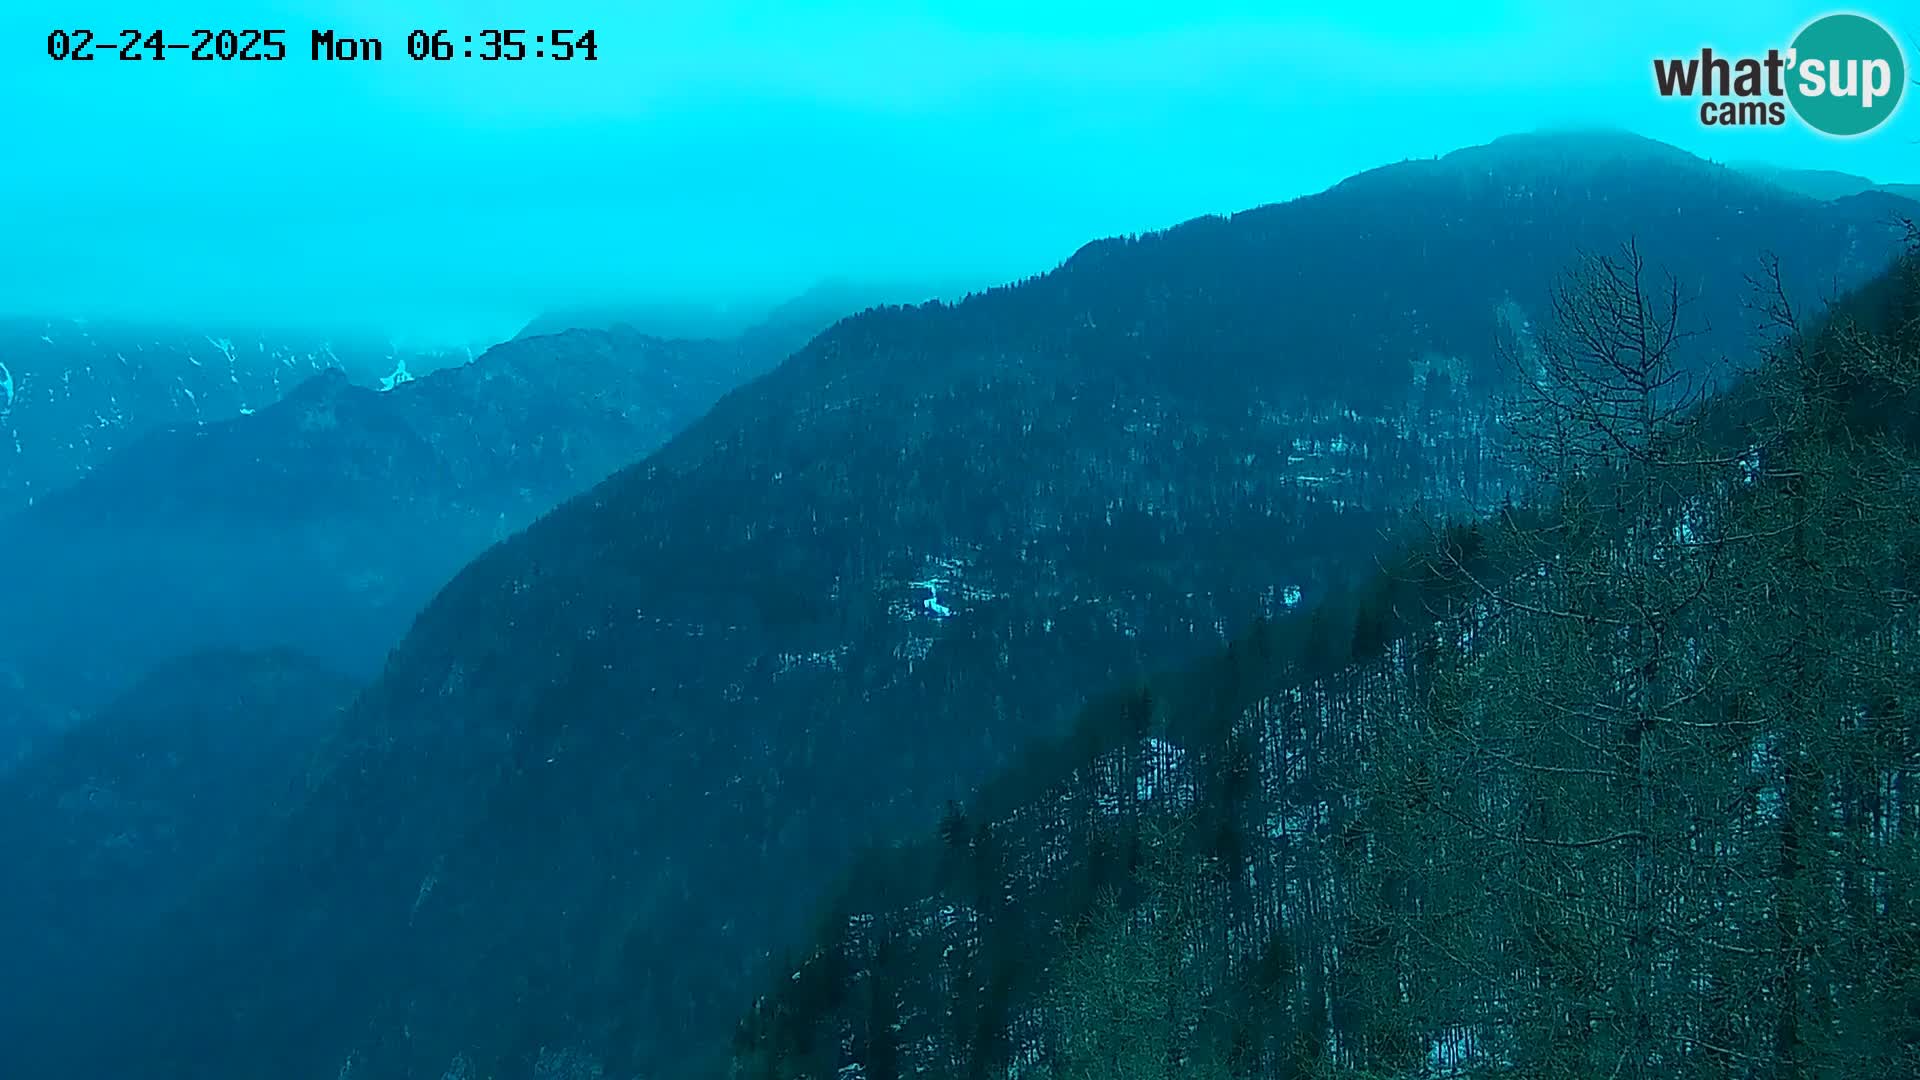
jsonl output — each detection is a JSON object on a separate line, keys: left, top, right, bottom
{"left": 733, "top": 229, "right": 1920, "bottom": 1080}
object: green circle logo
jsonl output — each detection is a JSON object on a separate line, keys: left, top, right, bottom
{"left": 1786, "top": 13, "right": 1906, "bottom": 136}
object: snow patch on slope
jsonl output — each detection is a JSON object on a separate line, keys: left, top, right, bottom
{"left": 379, "top": 356, "right": 414, "bottom": 391}
{"left": 892, "top": 554, "right": 1000, "bottom": 623}
{"left": 915, "top": 579, "right": 954, "bottom": 618}
{"left": 206, "top": 336, "right": 240, "bottom": 384}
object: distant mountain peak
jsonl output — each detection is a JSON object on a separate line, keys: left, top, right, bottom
{"left": 1731, "top": 160, "right": 1920, "bottom": 203}
{"left": 286, "top": 365, "right": 356, "bottom": 399}
{"left": 1474, "top": 126, "right": 1689, "bottom": 153}
{"left": 0, "top": 325, "right": 757, "bottom": 734}
{"left": 1431, "top": 129, "right": 1712, "bottom": 179}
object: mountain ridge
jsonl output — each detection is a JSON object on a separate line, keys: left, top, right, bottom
{"left": 0, "top": 325, "right": 754, "bottom": 754}
{"left": 0, "top": 319, "right": 465, "bottom": 515}
{"left": 1731, "top": 159, "right": 1920, "bottom": 202}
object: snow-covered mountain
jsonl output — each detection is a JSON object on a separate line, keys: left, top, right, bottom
{"left": 0, "top": 318, "right": 464, "bottom": 514}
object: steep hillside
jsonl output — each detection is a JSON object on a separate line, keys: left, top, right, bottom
{"left": 0, "top": 649, "right": 355, "bottom": 1056}
{"left": 0, "top": 318, "right": 459, "bottom": 514}
{"left": 42, "top": 133, "right": 1917, "bottom": 1080}
{"left": 0, "top": 327, "right": 747, "bottom": 749}
{"left": 731, "top": 232, "right": 1920, "bottom": 1080}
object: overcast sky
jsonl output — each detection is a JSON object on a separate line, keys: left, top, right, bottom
{"left": 2, "top": 1, "right": 1914, "bottom": 344}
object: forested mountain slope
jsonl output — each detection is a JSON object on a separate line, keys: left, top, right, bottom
{"left": 30, "top": 133, "right": 1916, "bottom": 1080}
{"left": 0, "top": 327, "right": 746, "bottom": 757}
{"left": 0, "top": 649, "right": 356, "bottom": 1049}
{"left": 736, "top": 234, "right": 1920, "bottom": 1080}
{"left": 0, "top": 318, "right": 456, "bottom": 514}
